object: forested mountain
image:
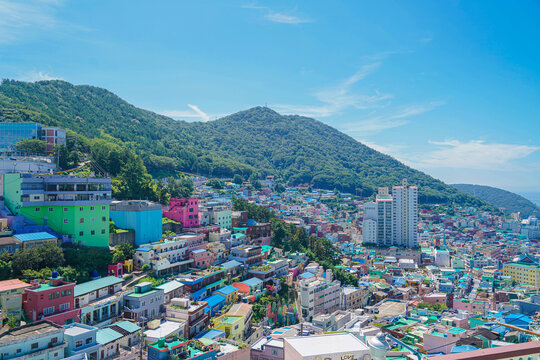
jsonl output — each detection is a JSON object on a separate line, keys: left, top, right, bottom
{"left": 0, "top": 79, "right": 491, "bottom": 208}
{"left": 453, "top": 184, "right": 540, "bottom": 217}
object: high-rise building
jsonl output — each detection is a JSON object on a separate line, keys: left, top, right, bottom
{"left": 392, "top": 179, "right": 418, "bottom": 248}
{"left": 376, "top": 187, "right": 393, "bottom": 247}
{"left": 0, "top": 122, "right": 66, "bottom": 152}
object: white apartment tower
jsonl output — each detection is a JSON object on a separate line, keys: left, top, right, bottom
{"left": 362, "top": 202, "right": 378, "bottom": 244}
{"left": 376, "top": 187, "right": 393, "bottom": 247}
{"left": 391, "top": 179, "right": 418, "bottom": 248}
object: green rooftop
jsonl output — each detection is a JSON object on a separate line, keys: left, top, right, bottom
{"left": 125, "top": 289, "right": 160, "bottom": 298}
{"left": 448, "top": 327, "right": 466, "bottom": 334}
{"left": 30, "top": 284, "right": 55, "bottom": 292}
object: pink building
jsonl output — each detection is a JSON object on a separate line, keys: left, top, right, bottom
{"left": 452, "top": 298, "right": 486, "bottom": 313}
{"left": 190, "top": 249, "right": 215, "bottom": 269}
{"left": 423, "top": 293, "right": 447, "bottom": 305}
{"left": 22, "top": 275, "right": 80, "bottom": 326}
{"left": 423, "top": 327, "right": 467, "bottom": 354}
{"left": 163, "top": 198, "right": 199, "bottom": 228}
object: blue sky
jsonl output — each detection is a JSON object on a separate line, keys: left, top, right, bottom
{"left": 1, "top": 0, "right": 539, "bottom": 193}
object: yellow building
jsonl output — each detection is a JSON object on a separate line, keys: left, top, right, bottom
{"left": 212, "top": 314, "right": 245, "bottom": 341}
{"left": 503, "top": 262, "right": 540, "bottom": 288}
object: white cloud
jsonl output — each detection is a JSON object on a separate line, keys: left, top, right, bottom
{"left": 20, "top": 71, "right": 63, "bottom": 82}
{"left": 0, "top": 0, "right": 60, "bottom": 43}
{"left": 265, "top": 12, "right": 311, "bottom": 24}
{"left": 274, "top": 63, "right": 390, "bottom": 117}
{"left": 161, "top": 104, "right": 210, "bottom": 122}
{"left": 243, "top": 3, "right": 312, "bottom": 24}
{"left": 417, "top": 139, "right": 540, "bottom": 170}
{"left": 341, "top": 101, "right": 444, "bottom": 133}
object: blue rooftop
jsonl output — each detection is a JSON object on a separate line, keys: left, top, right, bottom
{"left": 195, "top": 329, "right": 226, "bottom": 340}
{"left": 202, "top": 294, "right": 227, "bottom": 308}
{"left": 192, "top": 249, "right": 206, "bottom": 254}
{"left": 299, "top": 272, "right": 315, "bottom": 279}
{"left": 242, "top": 277, "right": 263, "bottom": 287}
{"left": 136, "top": 247, "right": 151, "bottom": 252}
{"left": 13, "top": 232, "right": 56, "bottom": 242}
{"left": 221, "top": 260, "right": 242, "bottom": 269}
{"left": 214, "top": 285, "right": 238, "bottom": 296}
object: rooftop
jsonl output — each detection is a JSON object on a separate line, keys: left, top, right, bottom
{"left": 284, "top": 333, "right": 368, "bottom": 357}
{"left": 0, "top": 321, "right": 63, "bottom": 344}
{"left": 13, "top": 232, "right": 57, "bottom": 242}
{"left": 0, "top": 279, "right": 30, "bottom": 292}
{"left": 74, "top": 276, "right": 123, "bottom": 297}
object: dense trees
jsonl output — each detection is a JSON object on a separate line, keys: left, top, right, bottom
{"left": 232, "top": 197, "right": 274, "bottom": 222}
{"left": 0, "top": 79, "right": 493, "bottom": 208}
{"left": 453, "top": 184, "right": 539, "bottom": 217}
{"left": 16, "top": 138, "right": 47, "bottom": 154}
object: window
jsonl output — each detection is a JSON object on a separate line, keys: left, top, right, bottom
{"left": 49, "top": 292, "right": 60, "bottom": 300}
{"left": 80, "top": 218, "right": 84, "bottom": 223}
{"left": 90, "top": 217, "right": 95, "bottom": 222}
{"left": 61, "top": 290, "right": 71, "bottom": 296}
{"left": 86, "top": 337, "right": 93, "bottom": 344}
{"left": 101, "top": 229, "right": 106, "bottom": 234}
{"left": 80, "top": 207, "right": 84, "bottom": 211}
{"left": 31, "top": 343, "right": 38, "bottom": 349}
{"left": 79, "top": 231, "right": 84, "bottom": 236}
{"left": 76, "top": 340, "right": 83, "bottom": 348}
{"left": 64, "top": 219, "right": 68, "bottom": 224}
{"left": 59, "top": 303, "right": 70, "bottom": 311}
{"left": 35, "top": 207, "right": 40, "bottom": 212}
{"left": 90, "top": 206, "right": 95, "bottom": 211}
{"left": 51, "top": 337, "right": 58, "bottom": 344}
{"left": 102, "top": 216, "right": 107, "bottom": 221}
{"left": 91, "top": 230, "right": 95, "bottom": 235}
{"left": 102, "top": 206, "right": 106, "bottom": 210}
{"left": 64, "top": 207, "right": 68, "bottom": 212}
{"left": 16, "top": 349, "right": 21, "bottom": 353}
{"left": 48, "top": 207, "right": 53, "bottom": 212}
{"left": 43, "top": 306, "right": 55, "bottom": 315}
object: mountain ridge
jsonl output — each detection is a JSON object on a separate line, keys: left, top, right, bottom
{"left": 452, "top": 183, "right": 540, "bottom": 217}
{"left": 0, "top": 79, "right": 493, "bottom": 209}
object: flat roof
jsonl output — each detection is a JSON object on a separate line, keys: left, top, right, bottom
{"left": 13, "top": 232, "right": 56, "bottom": 242}
{"left": 284, "top": 333, "right": 368, "bottom": 357}
{"left": 0, "top": 321, "right": 62, "bottom": 344}
{"left": 65, "top": 324, "right": 94, "bottom": 337}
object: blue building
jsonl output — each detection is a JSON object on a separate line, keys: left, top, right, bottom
{"left": 63, "top": 323, "right": 101, "bottom": 360}
{"left": 110, "top": 200, "right": 163, "bottom": 246}
{"left": 0, "top": 122, "right": 41, "bottom": 151}
{"left": 148, "top": 338, "right": 216, "bottom": 360}
{"left": 202, "top": 294, "right": 227, "bottom": 316}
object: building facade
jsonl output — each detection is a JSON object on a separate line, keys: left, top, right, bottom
{"left": 3, "top": 173, "right": 112, "bottom": 247}
{"left": 164, "top": 198, "right": 200, "bottom": 228}
{"left": 109, "top": 200, "right": 163, "bottom": 246}
{"left": 392, "top": 179, "right": 418, "bottom": 248}
{"left": 22, "top": 276, "right": 80, "bottom": 326}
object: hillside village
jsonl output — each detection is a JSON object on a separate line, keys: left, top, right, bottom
{"left": 1, "top": 123, "right": 540, "bottom": 360}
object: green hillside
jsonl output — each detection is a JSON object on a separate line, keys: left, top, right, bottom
{"left": 0, "top": 79, "right": 491, "bottom": 208}
{"left": 453, "top": 184, "right": 540, "bottom": 217}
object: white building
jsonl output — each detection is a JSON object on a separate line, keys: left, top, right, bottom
{"left": 391, "top": 179, "right": 418, "bottom": 248}
{"left": 300, "top": 271, "right": 341, "bottom": 322}
{"left": 283, "top": 333, "right": 370, "bottom": 360}
{"left": 362, "top": 218, "right": 377, "bottom": 244}
{"left": 376, "top": 187, "right": 393, "bottom": 247}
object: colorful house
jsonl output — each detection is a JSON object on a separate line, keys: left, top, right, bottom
{"left": 22, "top": 274, "right": 80, "bottom": 326}
{"left": 3, "top": 173, "right": 112, "bottom": 247}
{"left": 0, "top": 278, "right": 31, "bottom": 320}
{"left": 213, "top": 285, "right": 238, "bottom": 303}
{"left": 212, "top": 314, "right": 245, "bottom": 341}
{"left": 0, "top": 320, "right": 67, "bottom": 360}
{"left": 163, "top": 198, "right": 200, "bottom": 228}
{"left": 147, "top": 338, "right": 217, "bottom": 360}
{"left": 109, "top": 200, "right": 163, "bottom": 246}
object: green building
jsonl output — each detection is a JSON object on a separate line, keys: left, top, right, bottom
{"left": 3, "top": 173, "right": 112, "bottom": 247}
